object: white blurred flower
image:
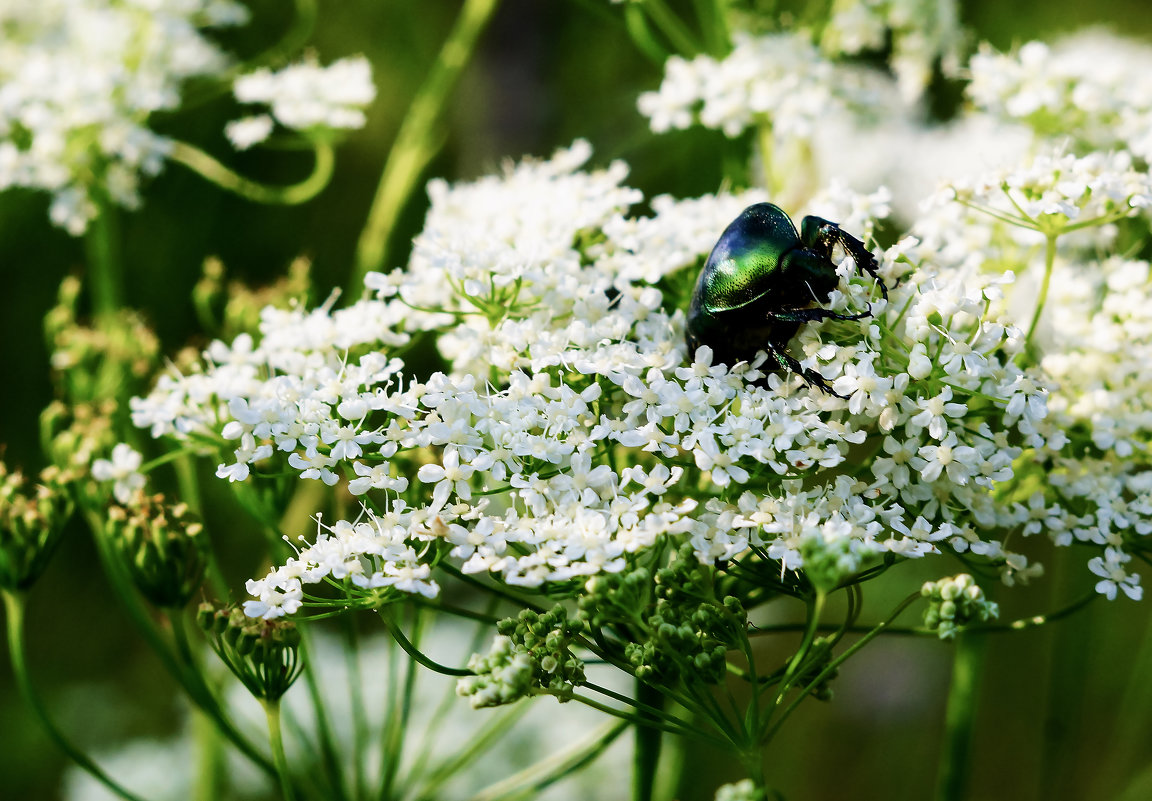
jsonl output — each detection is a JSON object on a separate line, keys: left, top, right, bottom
{"left": 224, "top": 114, "right": 274, "bottom": 150}
{"left": 234, "top": 56, "right": 376, "bottom": 132}
{"left": 90, "top": 443, "right": 146, "bottom": 504}
{"left": 0, "top": 0, "right": 246, "bottom": 233}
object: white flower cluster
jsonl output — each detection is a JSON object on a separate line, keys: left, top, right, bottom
{"left": 0, "top": 0, "right": 247, "bottom": 234}
{"left": 909, "top": 151, "right": 1152, "bottom": 599}
{"left": 228, "top": 56, "right": 376, "bottom": 148}
{"left": 131, "top": 143, "right": 1067, "bottom": 619}
{"left": 822, "top": 0, "right": 965, "bottom": 102}
{"left": 937, "top": 150, "right": 1152, "bottom": 235}
{"left": 967, "top": 32, "right": 1152, "bottom": 160}
{"left": 637, "top": 32, "right": 888, "bottom": 139}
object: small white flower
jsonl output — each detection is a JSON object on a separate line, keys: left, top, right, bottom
{"left": 1088, "top": 547, "right": 1143, "bottom": 600}
{"left": 91, "top": 443, "right": 146, "bottom": 503}
{"left": 417, "top": 448, "right": 477, "bottom": 512}
{"left": 224, "top": 114, "right": 274, "bottom": 150}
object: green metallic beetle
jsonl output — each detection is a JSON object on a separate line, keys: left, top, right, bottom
{"left": 686, "top": 202, "right": 887, "bottom": 395}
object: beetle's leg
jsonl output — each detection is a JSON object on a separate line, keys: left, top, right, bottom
{"left": 834, "top": 230, "right": 888, "bottom": 302}
{"left": 763, "top": 341, "right": 846, "bottom": 398}
{"left": 767, "top": 305, "right": 872, "bottom": 325}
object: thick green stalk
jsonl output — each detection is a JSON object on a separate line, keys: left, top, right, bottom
{"left": 263, "top": 700, "right": 297, "bottom": 801}
{"left": 632, "top": 680, "right": 664, "bottom": 801}
{"left": 84, "top": 199, "right": 123, "bottom": 317}
{"left": 3, "top": 590, "right": 152, "bottom": 801}
{"left": 935, "top": 631, "right": 988, "bottom": 801}
{"left": 350, "top": 0, "right": 502, "bottom": 291}
{"left": 168, "top": 140, "right": 334, "bottom": 204}
{"left": 192, "top": 709, "right": 223, "bottom": 801}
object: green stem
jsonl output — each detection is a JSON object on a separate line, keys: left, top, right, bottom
{"left": 415, "top": 704, "right": 532, "bottom": 800}
{"left": 378, "top": 608, "right": 423, "bottom": 801}
{"left": 632, "top": 680, "right": 663, "bottom": 801}
{"left": 298, "top": 625, "right": 351, "bottom": 801}
{"left": 182, "top": 0, "right": 318, "bottom": 109}
{"left": 762, "top": 591, "right": 922, "bottom": 745}
{"left": 84, "top": 198, "right": 122, "bottom": 317}
{"left": 380, "top": 606, "right": 472, "bottom": 676}
{"left": 83, "top": 509, "right": 276, "bottom": 776}
{"left": 168, "top": 140, "right": 334, "bottom": 204}
{"left": 2, "top": 590, "right": 152, "bottom": 801}
{"left": 934, "top": 631, "right": 988, "bottom": 801}
{"left": 770, "top": 590, "right": 826, "bottom": 714}
{"left": 1024, "top": 232, "right": 1058, "bottom": 350}
{"left": 640, "top": 0, "right": 702, "bottom": 55}
{"left": 192, "top": 709, "right": 223, "bottom": 801}
{"left": 342, "top": 617, "right": 369, "bottom": 801}
{"left": 465, "top": 720, "right": 630, "bottom": 801}
{"left": 349, "top": 0, "right": 502, "bottom": 291}
{"left": 263, "top": 700, "right": 297, "bottom": 801}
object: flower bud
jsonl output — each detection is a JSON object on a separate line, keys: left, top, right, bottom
{"left": 0, "top": 463, "right": 75, "bottom": 590}
{"left": 199, "top": 602, "right": 304, "bottom": 701}
{"left": 922, "top": 574, "right": 999, "bottom": 639}
{"left": 105, "top": 493, "right": 208, "bottom": 608}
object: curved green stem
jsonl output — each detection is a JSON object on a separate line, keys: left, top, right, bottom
{"left": 1024, "top": 232, "right": 1058, "bottom": 350}
{"left": 935, "top": 631, "right": 988, "bottom": 801}
{"left": 350, "top": 0, "right": 502, "bottom": 291}
{"left": 262, "top": 700, "right": 297, "bottom": 801}
{"left": 181, "top": 0, "right": 318, "bottom": 110}
{"left": 3, "top": 590, "right": 153, "bottom": 801}
{"left": 249, "top": 0, "right": 318, "bottom": 72}
{"left": 168, "top": 140, "right": 334, "bottom": 204}
{"left": 380, "top": 607, "right": 472, "bottom": 676}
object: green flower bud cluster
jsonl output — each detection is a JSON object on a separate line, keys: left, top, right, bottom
{"left": 45, "top": 276, "right": 160, "bottom": 405}
{"left": 714, "top": 779, "right": 766, "bottom": 801}
{"left": 107, "top": 493, "right": 207, "bottom": 608}
{"left": 577, "top": 567, "right": 652, "bottom": 629}
{"left": 921, "top": 574, "right": 999, "bottom": 639}
{"left": 457, "top": 605, "right": 586, "bottom": 708}
{"left": 197, "top": 603, "right": 304, "bottom": 702}
{"left": 456, "top": 635, "right": 534, "bottom": 708}
{"left": 0, "top": 463, "right": 74, "bottom": 591}
{"left": 40, "top": 400, "right": 118, "bottom": 476}
{"left": 799, "top": 530, "right": 874, "bottom": 593}
{"left": 193, "top": 255, "right": 312, "bottom": 340}
{"left": 594, "top": 546, "right": 746, "bottom": 686}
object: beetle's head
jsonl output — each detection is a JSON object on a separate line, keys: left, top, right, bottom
{"left": 799, "top": 216, "right": 842, "bottom": 261}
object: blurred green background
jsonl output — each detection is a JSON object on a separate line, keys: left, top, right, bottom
{"left": 3, "top": 1, "right": 1152, "bottom": 799}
